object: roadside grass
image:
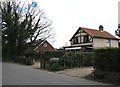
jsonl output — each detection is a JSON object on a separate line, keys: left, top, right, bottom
{"left": 34, "top": 67, "right": 50, "bottom": 72}
{"left": 34, "top": 66, "right": 73, "bottom": 72}
{"left": 2, "top": 58, "right": 14, "bottom": 63}
{"left": 2, "top": 58, "right": 32, "bottom": 66}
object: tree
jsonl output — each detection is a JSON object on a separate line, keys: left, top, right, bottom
{"left": 115, "top": 24, "right": 120, "bottom": 37}
{"left": 115, "top": 24, "right": 120, "bottom": 47}
{"left": 1, "top": 0, "right": 54, "bottom": 58}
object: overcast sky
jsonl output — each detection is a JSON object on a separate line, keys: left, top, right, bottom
{"left": 35, "top": 0, "right": 119, "bottom": 48}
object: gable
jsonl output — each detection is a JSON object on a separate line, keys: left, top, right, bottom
{"left": 70, "top": 27, "right": 118, "bottom": 41}
{"left": 34, "top": 40, "right": 55, "bottom": 51}
{"left": 70, "top": 27, "right": 91, "bottom": 41}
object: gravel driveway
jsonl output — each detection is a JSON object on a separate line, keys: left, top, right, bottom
{"left": 56, "top": 66, "right": 94, "bottom": 78}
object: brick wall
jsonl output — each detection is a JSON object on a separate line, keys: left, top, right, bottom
{"left": 35, "top": 41, "right": 55, "bottom": 52}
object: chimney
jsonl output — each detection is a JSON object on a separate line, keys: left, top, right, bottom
{"left": 99, "top": 25, "right": 104, "bottom": 31}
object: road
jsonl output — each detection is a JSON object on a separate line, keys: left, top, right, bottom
{"left": 2, "top": 63, "right": 108, "bottom": 85}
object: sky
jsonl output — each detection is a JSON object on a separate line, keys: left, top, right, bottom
{"left": 35, "top": 0, "right": 119, "bottom": 48}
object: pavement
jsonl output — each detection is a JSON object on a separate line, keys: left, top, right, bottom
{"left": 2, "top": 63, "right": 110, "bottom": 85}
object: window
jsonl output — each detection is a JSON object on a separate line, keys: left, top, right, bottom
{"left": 73, "top": 37, "right": 78, "bottom": 44}
{"left": 44, "top": 43, "right": 47, "bottom": 47}
{"left": 84, "top": 35, "right": 89, "bottom": 43}
{"left": 107, "top": 39, "right": 110, "bottom": 43}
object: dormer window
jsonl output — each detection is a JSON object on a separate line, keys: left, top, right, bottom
{"left": 73, "top": 37, "right": 78, "bottom": 44}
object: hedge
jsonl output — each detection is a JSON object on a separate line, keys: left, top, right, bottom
{"left": 26, "top": 50, "right": 64, "bottom": 61}
{"left": 93, "top": 47, "right": 120, "bottom": 72}
{"left": 60, "top": 52, "right": 93, "bottom": 67}
{"left": 24, "top": 51, "right": 93, "bottom": 70}
{"left": 13, "top": 56, "right": 33, "bottom": 65}
{"left": 49, "top": 61, "right": 64, "bottom": 71}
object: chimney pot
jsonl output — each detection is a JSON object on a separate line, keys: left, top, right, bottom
{"left": 99, "top": 25, "right": 104, "bottom": 31}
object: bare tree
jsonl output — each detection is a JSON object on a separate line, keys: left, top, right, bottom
{"left": 1, "top": 0, "right": 54, "bottom": 57}
{"left": 115, "top": 24, "right": 120, "bottom": 37}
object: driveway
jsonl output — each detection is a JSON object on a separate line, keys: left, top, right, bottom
{"left": 2, "top": 63, "right": 108, "bottom": 85}
{"left": 56, "top": 67, "right": 93, "bottom": 77}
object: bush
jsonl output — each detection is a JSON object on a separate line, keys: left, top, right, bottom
{"left": 60, "top": 52, "right": 93, "bottom": 68}
{"left": 49, "top": 62, "right": 63, "bottom": 71}
{"left": 2, "top": 58, "right": 14, "bottom": 62}
{"left": 93, "top": 47, "right": 120, "bottom": 72}
{"left": 92, "top": 69, "right": 105, "bottom": 79}
{"left": 32, "top": 50, "right": 64, "bottom": 61}
{"left": 14, "top": 56, "right": 33, "bottom": 65}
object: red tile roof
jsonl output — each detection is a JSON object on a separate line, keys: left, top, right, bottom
{"left": 81, "top": 27, "right": 117, "bottom": 39}
{"left": 70, "top": 27, "right": 118, "bottom": 41}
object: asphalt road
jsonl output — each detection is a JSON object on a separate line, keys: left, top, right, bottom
{"left": 2, "top": 63, "right": 108, "bottom": 85}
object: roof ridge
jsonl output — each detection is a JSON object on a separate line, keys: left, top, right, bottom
{"left": 80, "top": 27, "right": 101, "bottom": 31}
{"left": 80, "top": 27, "right": 117, "bottom": 39}
{"left": 70, "top": 27, "right": 118, "bottom": 41}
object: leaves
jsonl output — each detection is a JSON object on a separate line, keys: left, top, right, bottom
{"left": 93, "top": 47, "right": 120, "bottom": 72}
{"left": 61, "top": 52, "right": 93, "bottom": 67}
{"left": 1, "top": 0, "right": 54, "bottom": 58}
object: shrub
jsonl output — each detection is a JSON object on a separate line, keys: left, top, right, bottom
{"left": 2, "top": 58, "right": 14, "bottom": 62}
{"left": 93, "top": 47, "right": 120, "bottom": 72}
{"left": 60, "top": 52, "right": 93, "bottom": 68}
{"left": 49, "top": 62, "right": 63, "bottom": 71}
{"left": 92, "top": 69, "right": 105, "bottom": 79}
{"left": 32, "top": 50, "right": 64, "bottom": 61}
{"left": 14, "top": 56, "right": 33, "bottom": 65}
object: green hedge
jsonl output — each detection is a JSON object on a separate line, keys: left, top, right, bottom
{"left": 60, "top": 52, "right": 93, "bottom": 67}
{"left": 93, "top": 47, "right": 120, "bottom": 72}
{"left": 14, "top": 56, "right": 33, "bottom": 65}
{"left": 31, "top": 50, "right": 64, "bottom": 61}
{"left": 49, "top": 61, "right": 64, "bottom": 71}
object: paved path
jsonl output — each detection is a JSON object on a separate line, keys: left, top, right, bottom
{"left": 2, "top": 63, "right": 108, "bottom": 85}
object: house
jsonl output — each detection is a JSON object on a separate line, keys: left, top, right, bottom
{"left": 64, "top": 25, "right": 119, "bottom": 52}
{"left": 34, "top": 39, "right": 55, "bottom": 52}
{"left": 25, "top": 39, "right": 55, "bottom": 53}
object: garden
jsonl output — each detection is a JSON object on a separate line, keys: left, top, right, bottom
{"left": 29, "top": 51, "right": 93, "bottom": 71}
{"left": 86, "top": 47, "right": 120, "bottom": 85}
{"left": 3, "top": 47, "right": 120, "bottom": 85}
